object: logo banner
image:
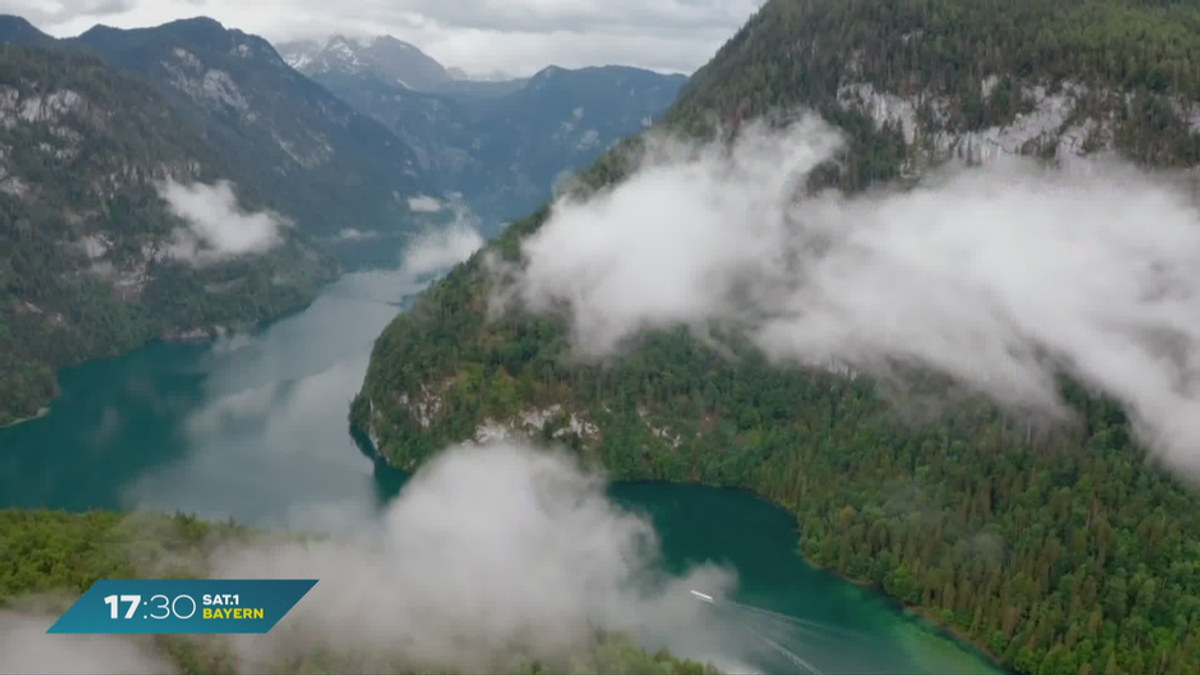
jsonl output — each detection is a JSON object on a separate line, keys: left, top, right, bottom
{"left": 46, "top": 579, "right": 318, "bottom": 634}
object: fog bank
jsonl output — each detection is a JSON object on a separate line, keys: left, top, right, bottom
{"left": 0, "top": 612, "right": 176, "bottom": 675}
{"left": 211, "top": 442, "right": 737, "bottom": 672}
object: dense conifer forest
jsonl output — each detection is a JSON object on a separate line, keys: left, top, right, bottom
{"left": 353, "top": 1, "right": 1200, "bottom": 673}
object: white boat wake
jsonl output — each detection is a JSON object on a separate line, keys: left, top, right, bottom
{"left": 689, "top": 589, "right": 837, "bottom": 675}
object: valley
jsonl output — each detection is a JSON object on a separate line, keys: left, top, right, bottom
{"left": 0, "top": 268, "right": 999, "bottom": 675}
{"left": 0, "top": 14, "right": 681, "bottom": 427}
{"left": 279, "top": 35, "right": 686, "bottom": 231}
{"left": 3, "top": 0, "right": 1200, "bottom": 674}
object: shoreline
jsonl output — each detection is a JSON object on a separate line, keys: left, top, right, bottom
{"left": 0, "top": 281, "right": 331, "bottom": 430}
{"left": 361, "top": 434, "right": 1010, "bottom": 673}
{"left": 813, "top": 563, "right": 1007, "bottom": 669}
{"left": 0, "top": 407, "right": 49, "bottom": 429}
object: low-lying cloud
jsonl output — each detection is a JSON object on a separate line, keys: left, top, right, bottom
{"left": 158, "top": 178, "right": 284, "bottom": 264}
{"left": 493, "top": 114, "right": 1200, "bottom": 472}
{"left": 0, "top": 443, "right": 747, "bottom": 674}
{"left": 401, "top": 210, "right": 485, "bottom": 278}
{"left": 0, "top": 612, "right": 176, "bottom": 675}
{"left": 407, "top": 194, "right": 443, "bottom": 213}
{"left": 210, "top": 442, "right": 736, "bottom": 673}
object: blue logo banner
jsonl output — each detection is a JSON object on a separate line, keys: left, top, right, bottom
{"left": 47, "top": 579, "right": 318, "bottom": 634}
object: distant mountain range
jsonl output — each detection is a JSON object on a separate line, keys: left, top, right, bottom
{"left": 0, "top": 15, "right": 687, "bottom": 238}
{"left": 277, "top": 34, "right": 526, "bottom": 97}
{"left": 277, "top": 34, "right": 687, "bottom": 229}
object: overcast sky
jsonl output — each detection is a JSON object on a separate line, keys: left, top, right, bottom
{"left": 0, "top": 0, "right": 764, "bottom": 76}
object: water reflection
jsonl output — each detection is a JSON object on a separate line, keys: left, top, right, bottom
{"left": 0, "top": 268, "right": 417, "bottom": 528}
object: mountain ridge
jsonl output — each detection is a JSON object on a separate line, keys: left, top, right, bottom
{"left": 284, "top": 35, "right": 686, "bottom": 228}
{"left": 278, "top": 33, "right": 453, "bottom": 91}
{"left": 0, "top": 42, "right": 337, "bottom": 425}
{"left": 0, "top": 14, "right": 443, "bottom": 251}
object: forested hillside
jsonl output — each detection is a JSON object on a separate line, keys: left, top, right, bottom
{"left": 352, "top": 1, "right": 1200, "bottom": 674}
{"left": 0, "top": 510, "right": 718, "bottom": 675}
{"left": 0, "top": 44, "right": 337, "bottom": 426}
{"left": 667, "top": 0, "right": 1200, "bottom": 179}
{"left": 0, "top": 16, "right": 439, "bottom": 245}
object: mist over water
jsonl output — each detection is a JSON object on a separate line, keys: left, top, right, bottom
{"left": 209, "top": 443, "right": 745, "bottom": 674}
{"left": 0, "top": 267, "right": 415, "bottom": 526}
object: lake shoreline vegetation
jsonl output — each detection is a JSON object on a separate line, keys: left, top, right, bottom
{"left": 355, "top": 413, "right": 1016, "bottom": 672}
{"left": 352, "top": 1, "right": 1200, "bottom": 674}
{"left": 815, "top": 558, "right": 1011, "bottom": 670}
{"left": 0, "top": 278, "right": 334, "bottom": 429}
{"left": 0, "top": 406, "right": 48, "bottom": 429}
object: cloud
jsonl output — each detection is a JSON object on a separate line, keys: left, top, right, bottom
{"left": 400, "top": 209, "right": 485, "bottom": 279}
{"left": 209, "top": 441, "right": 737, "bottom": 673}
{"left": 407, "top": 194, "right": 443, "bottom": 213}
{"left": 157, "top": 178, "right": 284, "bottom": 264}
{"left": 493, "top": 113, "right": 1200, "bottom": 473}
{"left": 0, "top": 612, "right": 177, "bottom": 675}
{"left": 17, "top": 0, "right": 763, "bottom": 76}
{"left": 316, "top": 227, "right": 411, "bottom": 244}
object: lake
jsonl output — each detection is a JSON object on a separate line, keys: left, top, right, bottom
{"left": 0, "top": 267, "right": 1001, "bottom": 675}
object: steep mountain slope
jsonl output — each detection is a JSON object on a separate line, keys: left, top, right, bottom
{"left": 352, "top": 1, "right": 1200, "bottom": 674}
{"left": 288, "top": 41, "right": 686, "bottom": 228}
{"left": 278, "top": 34, "right": 455, "bottom": 92}
{"left": 0, "top": 16, "right": 440, "bottom": 247}
{"left": 461, "top": 66, "right": 686, "bottom": 218}
{"left": 665, "top": 0, "right": 1200, "bottom": 173}
{"left": 0, "top": 16, "right": 54, "bottom": 48}
{"left": 0, "top": 44, "right": 337, "bottom": 426}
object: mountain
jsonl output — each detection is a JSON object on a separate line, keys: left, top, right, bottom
{"left": 277, "top": 34, "right": 454, "bottom": 91}
{"left": 0, "top": 43, "right": 337, "bottom": 426}
{"left": 276, "top": 34, "right": 528, "bottom": 97}
{"left": 0, "top": 16, "right": 441, "bottom": 249}
{"left": 453, "top": 65, "right": 685, "bottom": 223}
{"left": 0, "top": 15, "right": 54, "bottom": 47}
{"left": 665, "top": 0, "right": 1200, "bottom": 174}
{"left": 285, "top": 38, "right": 686, "bottom": 229}
{"left": 352, "top": 1, "right": 1200, "bottom": 675}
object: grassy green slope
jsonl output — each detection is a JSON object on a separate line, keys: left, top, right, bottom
{"left": 0, "top": 510, "right": 717, "bottom": 675}
{"left": 353, "top": 2, "right": 1200, "bottom": 674}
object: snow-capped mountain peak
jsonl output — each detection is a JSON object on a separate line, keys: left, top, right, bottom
{"left": 278, "top": 33, "right": 449, "bottom": 89}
